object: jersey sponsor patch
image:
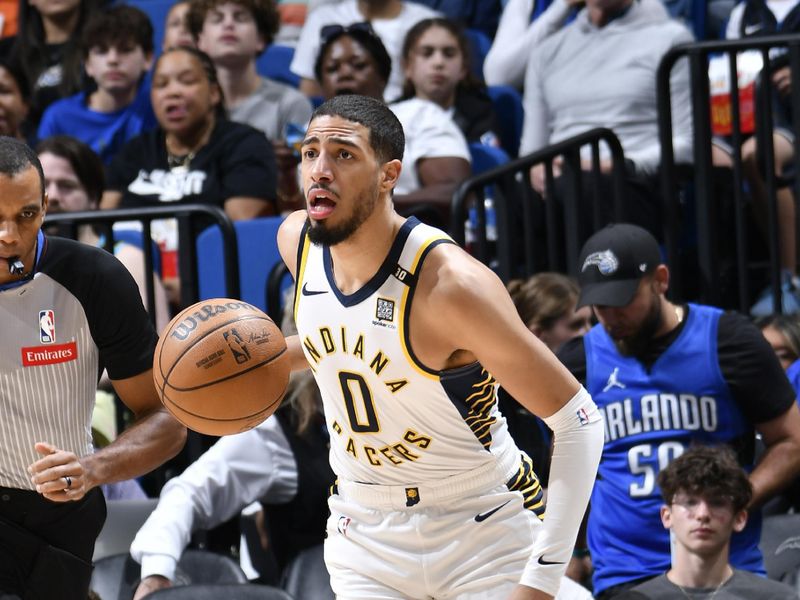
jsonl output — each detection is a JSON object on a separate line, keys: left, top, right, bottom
{"left": 39, "top": 309, "right": 55, "bottom": 344}
{"left": 21, "top": 341, "right": 78, "bottom": 366}
{"left": 376, "top": 298, "right": 395, "bottom": 322}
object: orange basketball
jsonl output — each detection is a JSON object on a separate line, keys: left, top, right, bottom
{"left": 153, "top": 298, "right": 290, "bottom": 435}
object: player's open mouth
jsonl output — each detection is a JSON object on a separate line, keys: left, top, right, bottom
{"left": 308, "top": 189, "right": 337, "bottom": 219}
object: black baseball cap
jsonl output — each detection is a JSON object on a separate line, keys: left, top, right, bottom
{"left": 576, "top": 223, "right": 663, "bottom": 308}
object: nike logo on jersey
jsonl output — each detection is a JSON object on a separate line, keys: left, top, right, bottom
{"left": 537, "top": 555, "right": 566, "bottom": 566}
{"left": 301, "top": 282, "right": 328, "bottom": 296}
{"left": 603, "top": 366, "right": 626, "bottom": 393}
{"left": 744, "top": 24, "right": 762, "bottom": 35}
{"left": 474, "top": 500, "right": 511, "bottom": 522}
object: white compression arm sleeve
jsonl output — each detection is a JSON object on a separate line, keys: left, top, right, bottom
{"left": 519, "top": 386, "right": 604, "bottom": 596}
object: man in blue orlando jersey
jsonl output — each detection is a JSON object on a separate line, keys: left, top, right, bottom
{"left": 557, "top": 223, "right": 800, "bottom": 599}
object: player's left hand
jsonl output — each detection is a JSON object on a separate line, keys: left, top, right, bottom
{"left": 507, "top": 584, "right": 554, "bottom": 600}
{"left": 28, "top": 442, "right": 90, "bottom": 502}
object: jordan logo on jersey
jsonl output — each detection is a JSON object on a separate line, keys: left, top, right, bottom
{"left": 603, "top": 367, "right": 626, "bottom": 392}
{"left": 39, "top": 310, "right": 55, "bottom": 344}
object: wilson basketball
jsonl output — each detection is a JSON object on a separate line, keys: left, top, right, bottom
{"left": 153, "top": 299, "right": 290, "bottom": 435}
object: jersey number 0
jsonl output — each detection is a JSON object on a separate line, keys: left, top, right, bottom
{"left": 339, "top": 371, "right": 380, "bottom": 433}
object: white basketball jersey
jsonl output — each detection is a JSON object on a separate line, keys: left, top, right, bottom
{"left": 294, "top": 218, "right": 521, "bottom": 486}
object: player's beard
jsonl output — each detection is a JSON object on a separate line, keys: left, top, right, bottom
{"left": 614, "top": 293, "right": 663, "bottom": 358}
{"left": 307, "top": 179, "right": 380, "bottom": 246}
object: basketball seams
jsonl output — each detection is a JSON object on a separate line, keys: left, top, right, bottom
{"left": 166, "top": 346, "right": 289, "bottom": 392}
{"left": 161, "top": 388, "right": 283, "bottom": 423}
{"left": 159, "top": 314, "right": 279, "bottom": 386}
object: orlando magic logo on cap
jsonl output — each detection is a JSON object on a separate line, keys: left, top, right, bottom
{"left": 576, "top": 224, "right": 662, "bottom": 308}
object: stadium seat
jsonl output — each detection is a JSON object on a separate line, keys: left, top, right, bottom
{"left": 91, "top": 550, "right": 248, "bottom": 600}
{"left": 464, "top": 28, "right": 492, "bottom": 80}
{"left": 93, "top": 498, "right": 159, "bottom": 561}
{"left": 487, "top": 85, "right": 524, "bottom": 158}
{"left": 196, "top": 216, "right": 288, "bottom": 315}
{"left": 257, "top": 45, "right": 301, "bottom": 88}
{"left": 761, "top": 513, "right": 800, "bottom": 584}
{"left": 469, "top": 142, "right": 510, "bottom": 175}
{"left": 147, "top": 584, "right": 294, "bottom": 599}
{"left": 281, "top": 544, "right": 334, "bottom": 600}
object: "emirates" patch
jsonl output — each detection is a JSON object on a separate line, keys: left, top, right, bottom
{"left": 21, "top": 341, "right": 78, "bottom": 367}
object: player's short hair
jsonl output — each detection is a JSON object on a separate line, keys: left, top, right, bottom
{"left": 36, "top": 136, "right": 105, "bottom": 205}
{"left": 313, "top": 22, "right": 392, "bottom": 85}
{"left": 81, "top": 5, "right": 154, "bottom": 58}
{"left": 0, "top": 137, "right": 45, "bottom": 201}
{"left": 187, "top": 0, "right": 280, "bottom": 49}
{"left": 657, "top": 445, "right": 752, "bottom": 513}
{"left": 311, "top": 95, "right": 404, "bottom": 164}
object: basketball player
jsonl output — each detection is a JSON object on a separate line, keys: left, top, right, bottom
{"left": 557, "top": 223, "right": 800, "bottom": 599}
{"left": 0, "top": 137, "right": 186, "bottom": 600}
{"left": 276, "top": 94, "right": 604, "bottom": 599}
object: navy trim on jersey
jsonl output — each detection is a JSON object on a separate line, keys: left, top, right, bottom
{"left": 322, "top": 218, "right": 419, "bottom": 308}
{"left": 293, "top": 220, "right": 310, "bottom": 312}
{"left": 400, "top": 237, "right": 457, "bottom": 376}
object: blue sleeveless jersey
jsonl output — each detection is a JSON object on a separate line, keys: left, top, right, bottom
{"left": 584, "top": 303, "right": 764, "bottom": 594}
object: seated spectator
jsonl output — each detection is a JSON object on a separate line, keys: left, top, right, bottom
{"left": 315, "top": 22, "right": 470, "bottom": 226}
{"left": 37, "top": 135, "right": 170, "bottom": 332}
{"left": 557, "top": 223, "right": 800, "bottom": 599}
{"left": 757, "top": 313, "right": 800, "bottom": 377}
{"left": 714, "top": 0, "right": 800, "bottom": 316}
{"left": 521, "top": 0, "right": 693, "bottom": 242}
{"left": 483, "top": 0, "right": 581, "bottom": 89}
{"left": 291, "top": 0, "right": 439, "bottom": 101}
{"left": 0, "top": 56, "right": 31, "bottom": 141}
{"left": 188, "top": 0, "right": 313, "bottom": 212}
{"left": 399, "top": 17, "right": 502, "bottom": 146}
{"left": 2, "top": 0, "right": 101, "bottom": 129}
{"left": 617, "top": 445, "right": 798, "bottom": 600}
{"left": 129, "top": 364, "right": 332, "bottom": 598}
{"left": 102, "top": 47, "right": 277, "bottom": 272}
{"left": 37, "top": 5, "right": 157, "bottom": 165}
{"left": 163, "top": 0, "right": 195, "bottom": 51}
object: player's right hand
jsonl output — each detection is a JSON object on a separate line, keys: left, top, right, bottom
{"left": 133, "top": 575, "right": 172, "bottom": 599}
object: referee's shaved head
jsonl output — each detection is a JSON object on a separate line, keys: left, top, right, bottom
{"left": 0, "top": 137, "right": 45, "bottom": 202}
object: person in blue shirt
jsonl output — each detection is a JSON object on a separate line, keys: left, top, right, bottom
{"left": 557, "top": 223, "right": 800, "bottom": 599}
{"left": 36, "top": 5, "right": 157, "bottom": 164}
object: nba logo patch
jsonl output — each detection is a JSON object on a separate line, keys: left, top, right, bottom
{"left": 577, "top": 407, "right": 590, "bottom": 426}
{"left": 405, "top": 487, "right": 420, "bottom": 507}
{"left": 337, "top": 516, "right": 351, "bottom": 536}
{"left": 376, "top": 298, "right": 395, "bottom": 322}
{"left": 39, "top": 310, "right": 55, "bottom": 344}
